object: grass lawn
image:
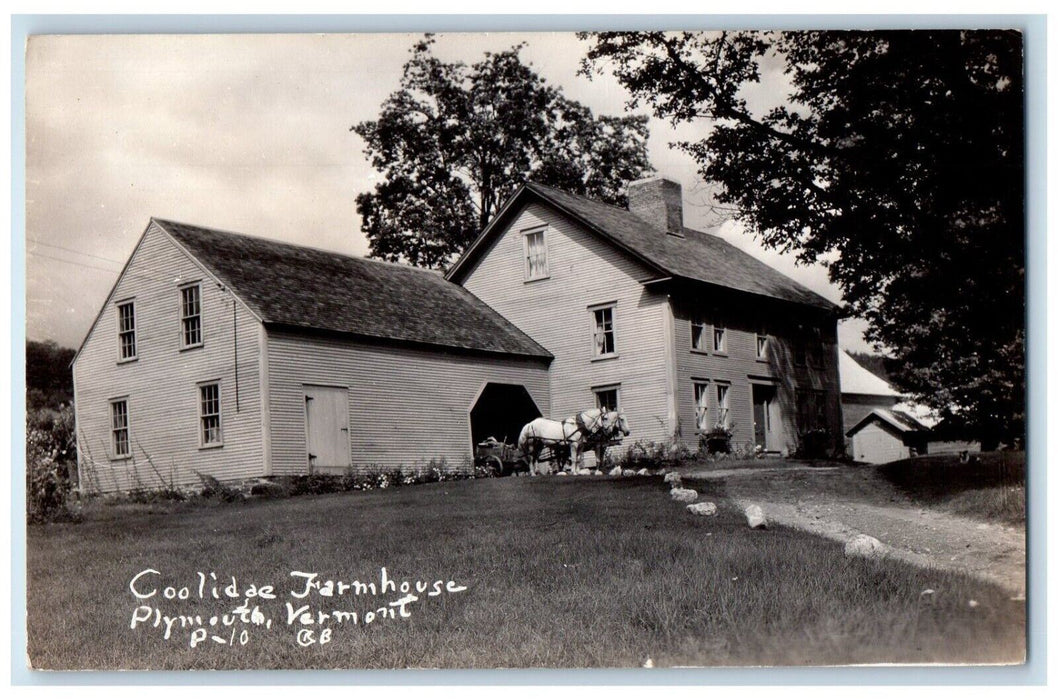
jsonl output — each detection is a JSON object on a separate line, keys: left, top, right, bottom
{"left": 27, "top": 475, "right": 1024, "bottom": 669}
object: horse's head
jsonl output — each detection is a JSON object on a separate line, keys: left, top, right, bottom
{"left": 608, "top": 410, "right": 630, "bottom": 437}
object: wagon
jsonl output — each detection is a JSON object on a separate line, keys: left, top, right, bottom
{"left": 474, "top": 437, "right": 531, "bottom": 476}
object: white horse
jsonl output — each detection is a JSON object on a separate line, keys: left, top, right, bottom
{"left": 517, "top": 409, "right": 626, "bottom": 475}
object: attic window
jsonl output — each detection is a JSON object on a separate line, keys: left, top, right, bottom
{"left": 116, "top": 300, "right": 137, "bottom": 361}
{"left": 523, "top": 228, "right": 549, "bottom": 281}
{"left": 180, "top": 283, "right": 203, "bottom": 349}
{"left": 691, "top": 320, "right": 707, "bottom": 351}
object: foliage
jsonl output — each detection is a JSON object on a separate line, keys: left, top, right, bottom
{"left": 26, "top": 404, "right": 78, "bottom": 522}
{"left": 26, "top": 340, "right": 76, "bottom": 412}
{"left": 700, "top": 423, "right": 734, "bottom": 455}
{"left": 794, "top": 428, "right": 832, "bottom": 460}
{"left": 192, "top": 471, "right": 243, "bottom": 503}
{"left": 580, "top": 30, "right": 1025, "bottom": 446}
{"left": 620, "top": 438, "right": 694, "bottom": 470}
{"left": 353, "top": 35, "right": 653, "bottom": 268}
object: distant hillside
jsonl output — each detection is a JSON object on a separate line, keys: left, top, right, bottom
{"left": 847, "top": 351, "right": 894, "bottom": 385}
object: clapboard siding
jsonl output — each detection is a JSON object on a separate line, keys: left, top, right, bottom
{"left": 72, "top": 222, "right": 263, "bottom": 492}
{"left": 461, "top": 202, "right": 674, "bottom": 454}
{"left": 850, "top": 421, "right": 910, "bottom": 464}
{"left": 673, "top": 292, "right": 842, "bottom": 453}
{"left": 266, "top": 330, "right": 551, "bottom": 473}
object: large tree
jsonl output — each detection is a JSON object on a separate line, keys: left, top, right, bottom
{"left": 353, "top": 36, "right": 652, "bottom": 269}
{"left": 581, "top": 30, "right": 1025, "bottom": 446}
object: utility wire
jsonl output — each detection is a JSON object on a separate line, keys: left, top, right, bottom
{"left": 27, "top": 238, "right": 126, "bottom": 265}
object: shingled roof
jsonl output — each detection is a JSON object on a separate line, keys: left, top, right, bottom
{"left": 155, "top": 219, "right": 552, "bottom": 360}
{"left": 447, "top": 182, "right": 837, "bottom": 311}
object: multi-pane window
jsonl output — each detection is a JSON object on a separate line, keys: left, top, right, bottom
{"left": 117, "top": 301, "right": 136, "bottom": 360}
{"left": 594, "top": 385, "right": 620, "bottom": 412}
{"left": 716, "top": 384, "right": 730, "bottom": 428}
{"left": 199, "top": 382, "right": 222, "bottom": 446}
{"left": 524, "top": 229, "right": 549, "bottom": 280}
{"left": 713, "top": 327, "right": 726, "bottom": 354}
{"left": 693, "top": 381, "right": 709, "bottom": 430}
{"left": 756, "top": 333, "right": 768, "bottom": 360}
{"left": 691, "top": 320, "right": 706, "bottom": 351}
{"left": 181, "top": 284, "right": 203, "bottom": 348}
{"left": 110, "top": 398, "right": 130, "bottom": 458}
{"left": 592, "top": 305, "right": 616, "bottom": 357}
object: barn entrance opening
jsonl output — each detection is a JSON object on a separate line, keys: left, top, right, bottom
{"left": 470, "top": 383, "right": 542, "bottom": 449}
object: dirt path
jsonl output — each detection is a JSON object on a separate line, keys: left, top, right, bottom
{"left": 687, "top": 466, "right": 1026, "bottom": 597}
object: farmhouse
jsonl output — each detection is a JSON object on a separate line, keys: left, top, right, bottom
{"left": 72, "top": 219, "right": 551, "bottom": 492}
{"left": 447, "top": 178, "right": 844, "bottom": 458}
{"left": 73, "top": 177, "right": 846, "bottom": 492}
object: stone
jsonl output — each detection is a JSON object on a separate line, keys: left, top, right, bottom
{"left": 576, "top": 468, "right": 592, "bottom": 476}
{"left": 592, "top": 469, "right": 603, "bottom": 476}
{"left": 670, "top": 487, "right": 698, "bottom": 503}
{"left": 686, "top": 502, "right": 717, "bottom": 516}
{"left": 844, "top": 534, "right": 888, "bottom": 559}
{"left": 622, "top": 469, "right": 637, "bottom": 477}
{"left": 556, "top": 471, "right": 568, "bottom": 476}
{"left": 744, "top": 504, "right": 767, "bottom": 529}
{"left": 663, "top": 471, "right": 682, "bottom": 485}
{"left": 636, "top": 468, "right": 649, "bottom": 476}
{"left": 609, "top": 466, "right": 623, "bottom": 477}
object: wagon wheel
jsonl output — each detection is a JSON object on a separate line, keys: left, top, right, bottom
{"left": 484, "top": 455, "right": 505, "bottom": 477}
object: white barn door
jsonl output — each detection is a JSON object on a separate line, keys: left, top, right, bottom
{"left": 304, "top": 385, "right": 350, "bottom": 472}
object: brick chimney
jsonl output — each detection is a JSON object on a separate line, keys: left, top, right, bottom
{"left": 627, "top": 177, "right": 683, "bottom": 234}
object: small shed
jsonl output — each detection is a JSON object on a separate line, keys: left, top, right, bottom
{"left": 845, "top": 408, "right": 932, "bottom": 464}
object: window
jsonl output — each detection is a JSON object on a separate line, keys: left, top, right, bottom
{"left": 807, "top": 330, "right": 825, "bottom": 367}
{"left": 593, "top": 385, "right": 620, "bottom": 412}
{"left": 713, "top": 326, "right": 727, "bottom": 354}
{"left": 591, "top": 305, "right": 616, "bottom": 357}
{"left": 716, "top": 383, "right": 730, "bottom": 428}
{"left": 199, "top": 382, "right": 223, "bottom": 447}
{"left": 693, "top": 381, "right": 709, "bottom": 430}
{"left": 117, "top": 300, "right": 137, "bottom": 361}
{"left": 110, "top": 398, "right": 130, "bottom": 458}
{"left": 756, "top": 333, "right": 768, "bottom": 360}
{"left": 180, "top": 283, "right": 203, "bottom": 348}
{"left": 691, "top": 320, "right": 707, "bottom": 351}
{"left": 523, "top": 228, "right": 549, "bottom": 281}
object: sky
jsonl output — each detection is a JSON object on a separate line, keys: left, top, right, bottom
{"left": 25, "top": 31, "right": 872, "bottom": 352}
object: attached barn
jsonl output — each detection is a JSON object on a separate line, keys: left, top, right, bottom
{"left": 72, "top": 219, "right": 551, "bottom": 492}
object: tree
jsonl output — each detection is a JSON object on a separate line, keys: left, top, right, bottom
{"left": 352, "top": 36, "right": 653, "bottom": 269}
{"left": 581, "top": 30, "right": 1025, "bottom": 446}
{"left": 26, "top": 339, "right": 75, "bottom": 411}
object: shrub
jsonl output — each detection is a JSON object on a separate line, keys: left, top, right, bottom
{"left": 620, "top": 439, "right": 694, "bottom": 470}
{"left": 26, "top": 404, "right": 77, "bottom": 522}
{"left": 795, "top": 428, "right": 831, "bottom": 459}
{"left": 193, "top": 471, "right": 243, "bottom": 502}
{"left": 700, "top": 424, "right": 734, "bottom": 455}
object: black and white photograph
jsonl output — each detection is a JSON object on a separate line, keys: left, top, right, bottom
{"left": 21, "top": 21, "right": 1030, "bottom": 672}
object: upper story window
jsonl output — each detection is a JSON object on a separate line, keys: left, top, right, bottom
{"left": 807, "top": 329, "right": 825, "bottom": 367}
{"left": 523, "top": 228, "right": 549, "bottom": 281}
{"left": 594, "top": 384, "right": 620, "bottom": 412}
{"left": 756, "top": 333, "right": 769, "bottom": 360}
{"left": 591, "top": 304, "right": 617, "bottom": 358}
{"left": 180, "top": 283, "right": 203, "bottom": 349}
{"left": 716, "top": 383, "right": 730, "bottom": 428}
{"left": 693, "top": 380, "right": 709, "bottom": 430}
{"left": 110, "top": 398, "right": 130, "bottom": 459}
{"left": 116, "top": 300, "right": 137, "bottom": 361}
{"left": 713, "top": 326, "right": 727, "bottom": 354}
{"left": 691, "top": 320, "right": 707, "bottom": 351}
{"left": 199, "top": 382, "right": 223, "bottom": 447}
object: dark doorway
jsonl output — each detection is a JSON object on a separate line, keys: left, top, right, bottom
{"left": 752, "top": 383, "right": 779, "bottom": 450}
{"left": 470, "top": 383, "right": 542, "bottom": 448}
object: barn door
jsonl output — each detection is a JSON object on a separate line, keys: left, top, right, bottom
{"left": 304, "top": 385, "right": 350, "bottom": 472}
